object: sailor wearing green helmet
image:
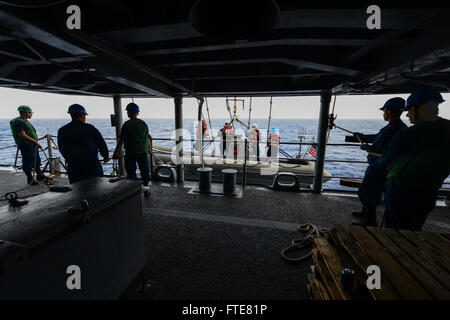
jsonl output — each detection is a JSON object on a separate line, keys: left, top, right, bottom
{"left": 10, "top": 105, "right": 45, "bottom": 185}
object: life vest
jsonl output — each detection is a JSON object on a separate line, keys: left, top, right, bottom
{"left": 250, "top": 129, "right": 260, "bottom": 141}
{"left": 221, "top": 125, "right": 234, "bottom": 141}
{"left": 268, "top": 133, "right": 280, "bottom": 146}
{"left": 195, "top": 120, "right": 207, "bottom": 136}
{"left": 10, "top": 117, "right": 38, "bottom": 146}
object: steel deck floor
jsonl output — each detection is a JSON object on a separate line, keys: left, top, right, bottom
{"left": 0, "top": 170, "right": 449, "bottom": 300}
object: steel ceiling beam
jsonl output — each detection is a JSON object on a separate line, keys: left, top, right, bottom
{"left": 65, "top": 30, "right": 203, "bottom": 98}
{"left": 0, "top": 10, "right": 90, "bottom": 56}
{"left": 0, "top": 76, "right": 110, "bottom": 97}
{"left": 344, "top": 11, "right": 439, "bottom": 62}
{"left": 353, "top": 32, "right": 450, "bottom": 85}
{"left": 157, "top": 58, "right": 358, "bottom": 77}
{"left": 173, "top": 72, "right": 331, "bottom": 81}
{"left": 276, "top": 9, "right": 428, "bottom": 30}
{"left": 135, "top": 38, "right": 371, "bottom": 56}
{"left": 0, "top": 9, "right": 197, "bottom": 98}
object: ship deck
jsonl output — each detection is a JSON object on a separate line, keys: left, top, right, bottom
{"left": 0, "top": 169, "right": 449, "bottom": 300}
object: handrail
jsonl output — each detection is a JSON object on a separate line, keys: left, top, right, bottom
{"left": 2, "top": 134, "right": 449, "bottom": 189}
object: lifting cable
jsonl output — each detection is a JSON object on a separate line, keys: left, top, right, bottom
{"left": 204, "top": 98, "right": 216, "bottom": 153}
{"left": 266, "top": 97, "right": 273, "bottom": 148}
{"left": 327, "top": 98, "right": 382, "bottom": 157}
{"left": 247, "top": 97, "right": 253, "bottom": 129}
{"left": 281, "top": 223, "right": 330, "bottom": 263}
{"left": 327, "top": 95, "right": 338, "bottom": 144}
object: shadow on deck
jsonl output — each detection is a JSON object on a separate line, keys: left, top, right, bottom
{"left": 0, "top": 170, "right": 448, "bottom": 300}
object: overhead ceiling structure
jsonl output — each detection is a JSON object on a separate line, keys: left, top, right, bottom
{"left": 0, "top": 0, "right": 450, "bottom": 98}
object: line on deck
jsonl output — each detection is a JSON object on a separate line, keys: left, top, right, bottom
{"left": 149, "top": 208, "right": 308, "bottom": 232}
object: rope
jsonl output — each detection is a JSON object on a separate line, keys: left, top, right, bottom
{"left": 327, "top": 95, "right": 337, "bottom": 144}
{"left": 0, "top": 144, "right": 18, "bottom": 151}
{"left": 266, "top": 97, "right": 273, "bottom": 147}
{"left": 226, "top": 98, "right": 234, "bottom": 123}
{"left": 204, "top": 98, "right": 216, "bottom": 153}
{"left": 281, "top": 223, "right": 330, "bottom": 263}
{"left": 247, "top": 97, "right": 253, "bottom": 129}
{"left": 331, "top": 123, "right": 382, "bottom": 157}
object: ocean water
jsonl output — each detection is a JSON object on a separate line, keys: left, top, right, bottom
{"left": 1, "top": 118, "right": 448, "bottom": 190}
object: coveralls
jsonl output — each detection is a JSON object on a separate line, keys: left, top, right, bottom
{"left": 57, "top": 120, "right": 109, "bottom": 184}
{"left": 10, "top": 117, "right": 42, "bottom": 183}
{"left": 357, "top": 119, "right": 407, "bottom": 221}
{"left": 249, "top": 129, "right": 260, "bottom": 161}
{"left": 119, "top": 118, "right": 151, "bottom": 186}
{"left": 267, "top": 133, "right": 280, "bottom": 158}
{"left": 374, "top": 117, "right": 450, "bottom": 230}
{"left": 219, "top": 125, "right": 233, "bottom": 157}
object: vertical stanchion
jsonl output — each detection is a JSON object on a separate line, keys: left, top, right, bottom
{"left": 113, "top": 95, "right": 125, "bottom": 175}
{"left": 243, "top": 139, "right": 247, "bottom": 189}
{"left": 14, "top": 147, "right": 19, "bottom": 168}
{"left": 46, "top": 134, "right": 54, "bottom": 174}
{"left": 149, "top": 135, "right": 154, "bottom": 180}
{"left": 313, "top": 91, "right": 331, "bottom": 193}
{"left": 175, "top": 95, "right": 184, "bottom": 183}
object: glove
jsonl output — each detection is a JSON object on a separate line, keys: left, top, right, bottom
{"left": 360, "top": 143, "right": 370, "bottom": 151}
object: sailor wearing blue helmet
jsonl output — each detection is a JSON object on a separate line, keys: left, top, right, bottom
{"left": 375, "top": 89, "right": 450, "bottom": 230}
{"left": 352, "top": 97, "right": 407, "bottom": 227}
{"left": 58, "top": 104, "right": 109, "bottom": 184}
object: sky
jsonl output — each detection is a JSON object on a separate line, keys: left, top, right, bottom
{"left": 1, "top": 87, "right": 450, "bottom": 120}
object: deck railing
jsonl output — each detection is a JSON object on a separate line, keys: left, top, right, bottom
{"left": 1, "top": 135, "right": 449, "bottom": 192}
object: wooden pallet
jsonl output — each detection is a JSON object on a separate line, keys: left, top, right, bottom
{"left": 308, "top": 224, "right": 450, "bottom": 300}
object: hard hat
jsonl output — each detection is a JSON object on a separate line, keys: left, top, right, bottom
{"left": 67, "top": 104, "right": 88, "bottom": 115}
{"left": 251, "top": 123, "right": 259, "bottom": 130}
{"left": 18, "top": 105, "right": 33, "bottom": 113}
{"left": 380, "top": 97, "right": 405, "bottom": 111}
{"left": 126, "top": 102, "right": 140, "bottom": 113}
{"left": 404, "top": 89, "right": 445, "bottom": 110}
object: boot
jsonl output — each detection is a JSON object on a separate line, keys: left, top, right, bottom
{"left": 27, "top": 175, "right": 38, "bottom": 185}
{"left": 351, "top": 215, "right": 377, "bottom": 227}
{"left": 36, "top": 172, "right": 46, "bottom": 181}
{"left": 351, "top": 211, "right": 365, "bottom": 219}
{"left": 366, "top": 214, "right": 378, "bottom": 227}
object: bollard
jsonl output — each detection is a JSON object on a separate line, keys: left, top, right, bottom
{"left": 197, "top": 167, "right": 213, "bottom": 192}
{"left": 222, "top": 169, "right": 238, "bottom": 194}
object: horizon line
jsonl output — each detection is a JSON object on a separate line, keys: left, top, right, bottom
{"left": 0, "top": 117, "right": 387, "bottom": 120}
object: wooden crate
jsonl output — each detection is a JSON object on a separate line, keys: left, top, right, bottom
{"left": 308, "top": 224, "right": 450, "bottom": 300}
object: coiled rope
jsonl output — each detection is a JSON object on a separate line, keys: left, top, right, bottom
{"left": 281, "top": 223, "right": 330, "bottom": 263}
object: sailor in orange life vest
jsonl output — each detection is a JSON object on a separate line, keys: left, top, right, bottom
{"left": 267, "top": 128, "right": 281, "bottom": 158}
{"left": 218, "top": 122, "right": 234, "bottom": 158}
{"left": 194, "top": 119, "right": 208, "bottom": 151}
{"left": 248, "top": 123, "right": 261, "bottom": 161}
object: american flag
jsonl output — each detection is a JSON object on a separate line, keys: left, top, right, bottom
{"left": 308, "top": 145, "right": 317, "bottom": 158}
